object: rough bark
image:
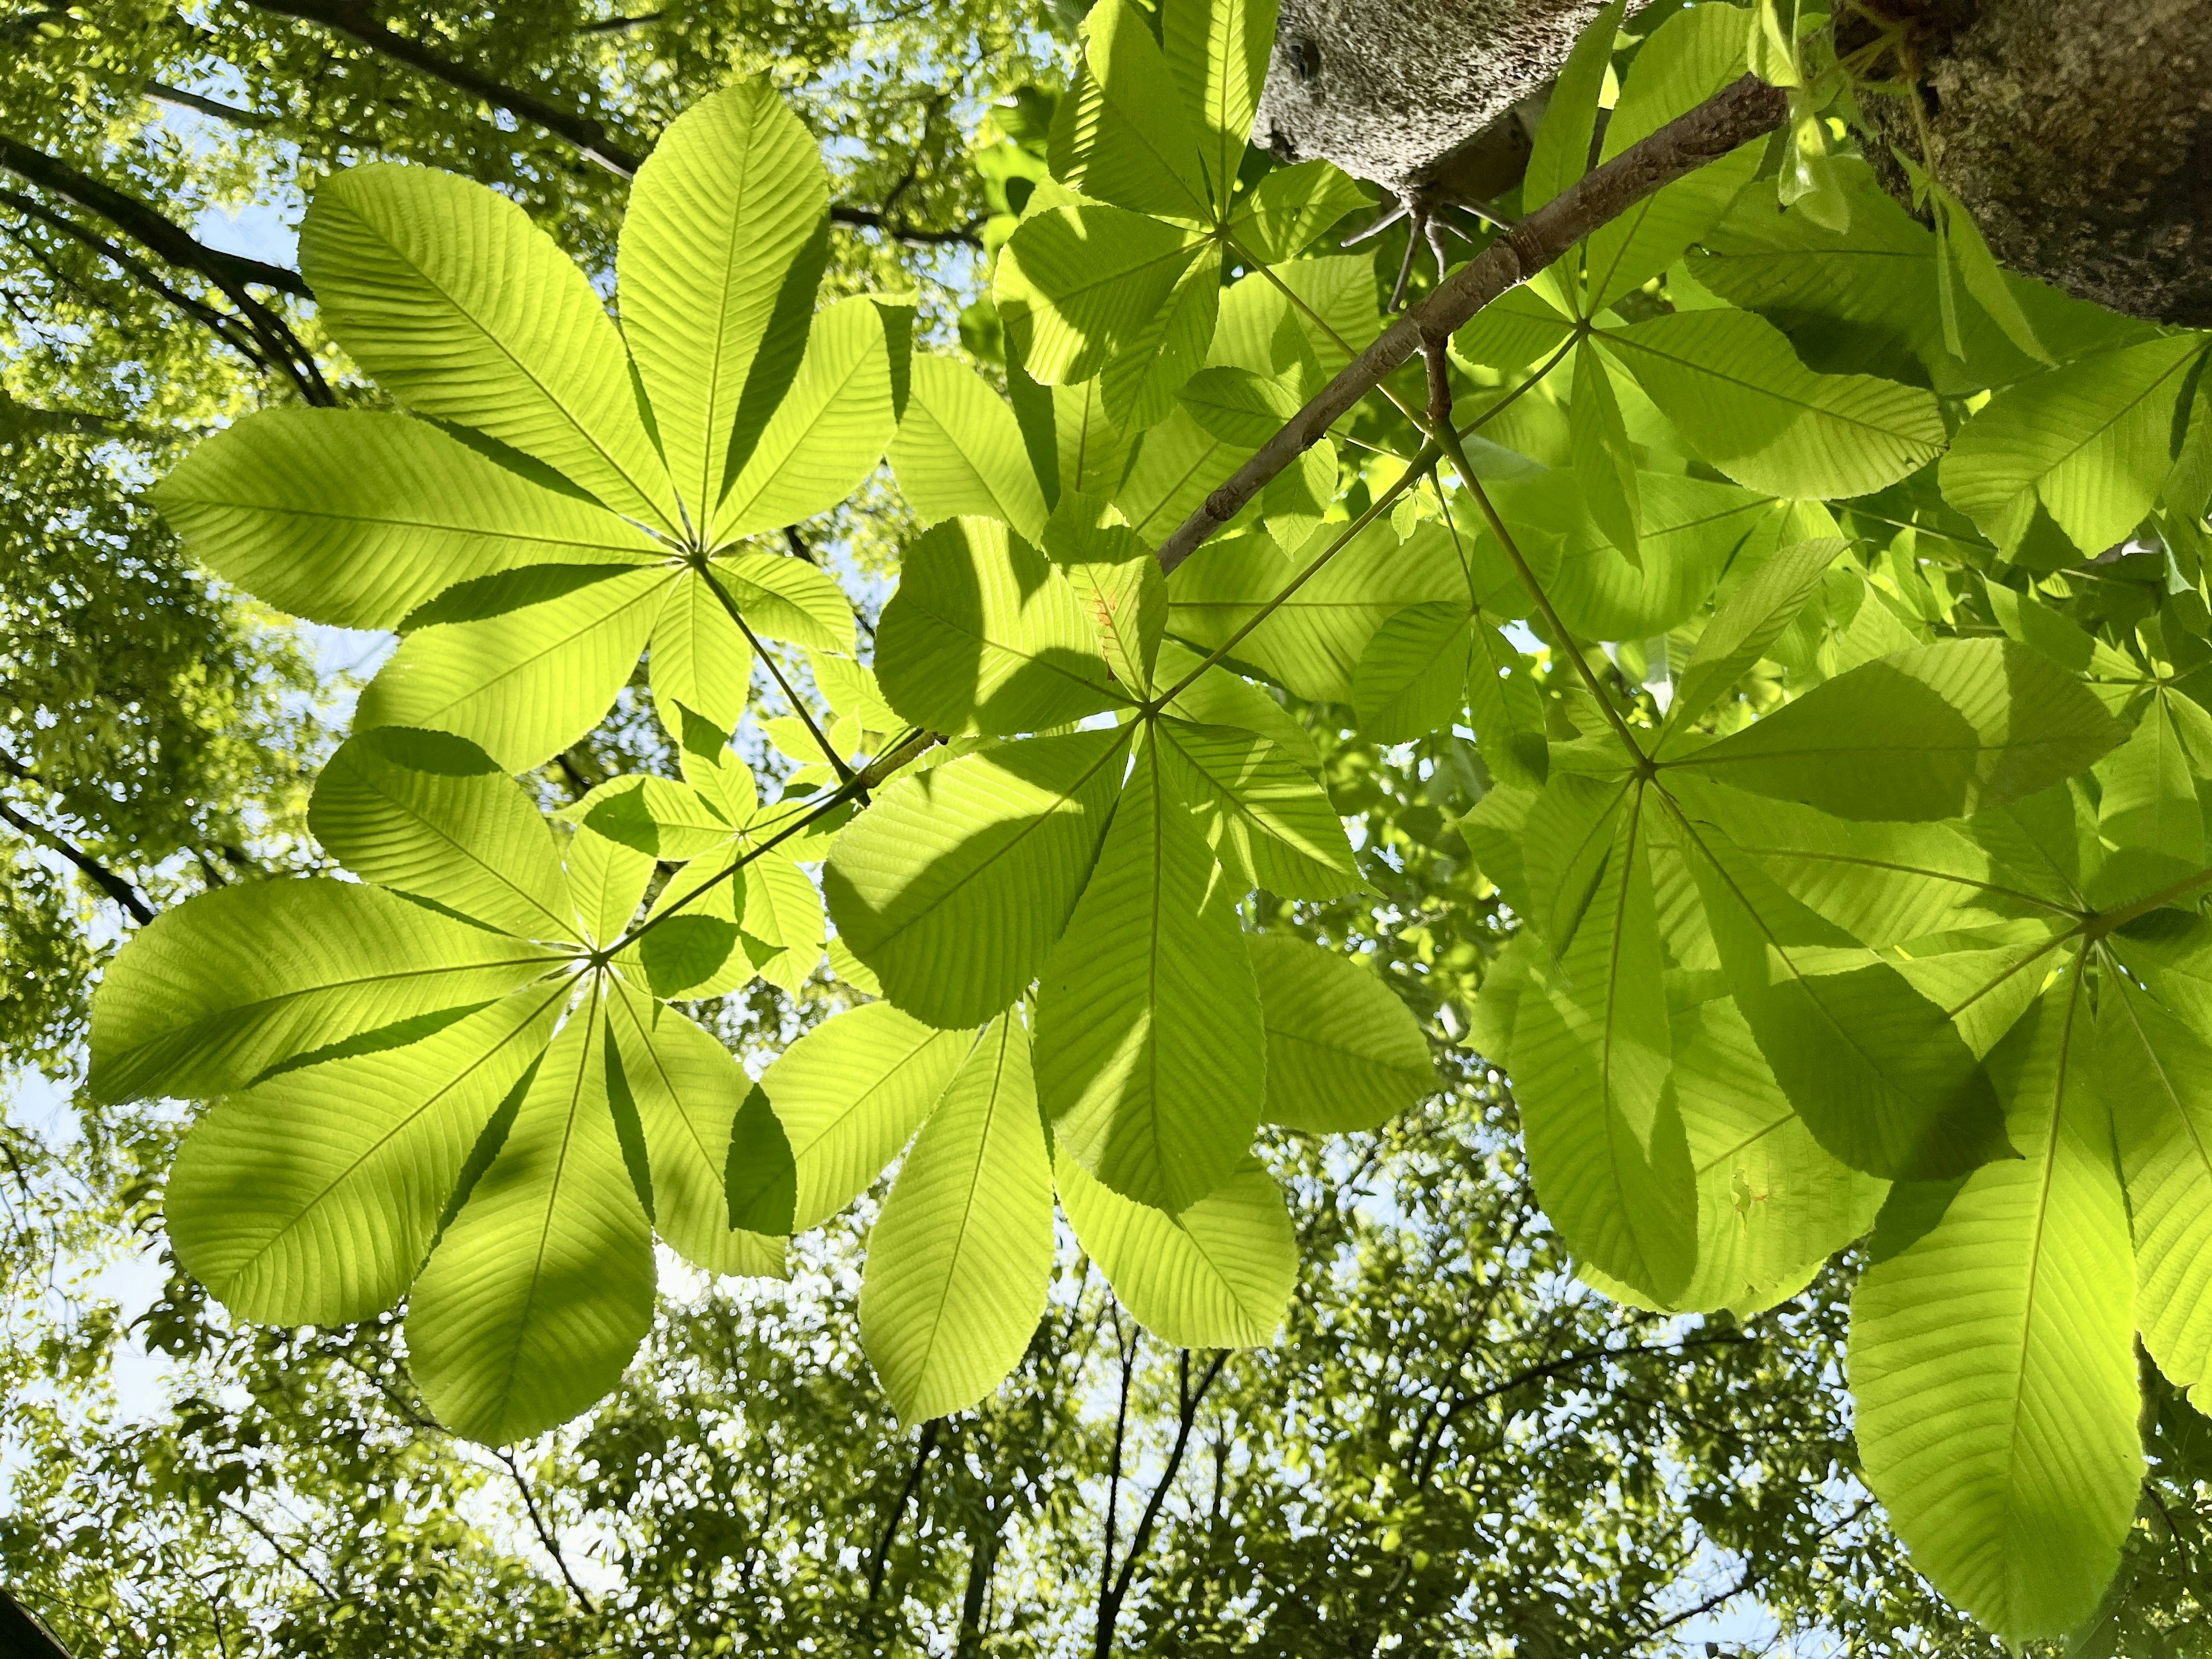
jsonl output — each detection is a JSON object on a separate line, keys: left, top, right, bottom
{"left": 1851, "top": 0, "right": 2212, "bottom": 328}
{"left": 1259, "top": 0, "right": 2212, "bottom": 326}
{"left": 1256, "top": 0, "right": 1609, "bottom": 198}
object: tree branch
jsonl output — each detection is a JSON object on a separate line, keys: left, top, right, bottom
{"left": 1096, "top": 1349, "right": 1230, "bottom": 1654}
{"left": 239, "top": 1, "right": 986, "bottom": 247}
{"left": 0, "top": 134, "right": 331, "bottom": 403}
{"left": 240, "top": 0, "right": 645, "bottom": 175}
{"left": 0, "top": 800, "right": 156, "bottom": 924}
{"left": 0, "top": 134, "right": 308, "bottom": 298}
{"left": 1154, "top": 73, "right": 1790, "bottom": 574}
{"left": 0, "top": 1585, "right": 73, "bottom": 1659}
{"left": 493, "top": 1447, "right": 598, "bottom": 1617}
{"left": 866, "top": 1418, "right": 941, "bottom": 1603}
{"left": 1094, "top": 1309, "right": 1138, "bottom": 1659}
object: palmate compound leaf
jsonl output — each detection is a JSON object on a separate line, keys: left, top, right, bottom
{"left": 874, "top": 516, "right": 1128, "bottom": 737}
{"left": 1036, "top": 731, "right": 1267, "bottom": 1214}
{"left": 1247, "top": 933, "right": 1433, "bottom": 1134}
{"left": 100, "top": 747, "right": 801, "bottom": 1445}
{"left": 860, "top": 1014, "right": 1055, "bottom": 1425}
{"left": 178, "top": 93, "right": 885, "bottom": 771}
{"left": 1509, "top": 776, "right": 1700, "bottom": 1301}
{"left": 995, "top": 0, "right": 1286, "bottom": 429}
{"left": 1671, "top": 638, "right": 2125, "bottom": 823}
{"left": 1849, "top": 965, "right": 2142, "bottom": 1641}
{"left": 1054, "top": 1150, "right": 1296, "bottom": 1348}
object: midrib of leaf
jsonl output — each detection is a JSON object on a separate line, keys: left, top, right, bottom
{"left": 2002, "top": 954, "right": 2090, "bottom": 1527}
{"left": 2107, "top": 969, "right": 2212, "bottom": 1206}
{"left": 908, "top": 593, "right": 1133, "bottom": 704}
{"left": 1697, "top": 1106, "right": 1799, "bottom": 1175}
{"left": 914, "top": 1020, "right": 1016, "bottom": 1382}
{"left": 494, "top": 983, "right": 607, "bottom": 1412}
{"left": 408, "top": 568, "right": 677, "bottom": 722}
{"left": 230, "top": 978, "right": 576, "bottom": 1278}
{"left": 1547, "top": 777, "right": 1633, "bottom": 956}
{"left": 1175, "top": 1200, "right": 1267, "bottom": 1328}
{"left": 1028, "top": 233, "right": 1205, "bottom": 312}
{"left": 166, "top": 950, "right": 569, "bottom": 1051}
{"left": 1097, "top": 65, "right": 1211, "bottom": 226}
{"left": 1601, "top": 328, "right": 1937, "bottom": 446}
{"left": 784, "top": 1024, "right": 963, "bottom": 1168}
{"left": 1164, "top": 726, "right": 1339, "bottom": 870}
{"left": 382, "top": 232, "right": 677, "bottom": 536}
{"left": 862, "top": 727, "right": 1132, "bottom": 953}
{"left": 609, "top": 985, "right": 715, "bottom": 1181}
{"left": 1662, "top": 791, "right": 1939, "bottom": 1109}
{"left": 1994, "top": 346, "right": 2203, "bottom": 515}
{"left": 1143, "top": 741, "right": 1171, "bottom": 1188}
{"left": 694, "top": 141, "right": 763, "bottom": 520}
{"left": 1130, "top": 430, "right": 1234, "bottom": 537}
{"left": 182, "top": 494, "right": 667, "bottom": 558}
{"left": 1601, "top": 783, "right": 1658, "bottom": 1267}
{"left": 1719, "top": 839, "right": 2077, "bottom": 920}
{"left": 371, "top": 779, "right": 577, "bottom": 941}
{"left": 1941, "top": 927, "right": 2077, "bottom": 1022}
{"left": 715, "top": 328, "right": 874, "bottom": 525}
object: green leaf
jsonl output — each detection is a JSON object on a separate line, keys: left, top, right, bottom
{"left": 647, "top": 570, "right": 755, "bottom": 742}
{"left": 1452, "top": 286, "right": 1577, "bottom": 375}
{"left": 860, "top": 1014, "right": 1055, "bottom": 1424}
{"left": 995, "top": 204, "right": 1207, "bottom": 389}
{"left": 1049, "top": 0, "right": 1213, "bottom": 224}
{"left": 824, "top": 729, "right": 1128, "bottom": 1027}
{"left": 154, "top": 409, "right": 662, "bottom": 630}
{"left": 1941, "top": 336, "right": 2206, "bottom": 560}
{"left": 1675, "top": 638, "right": 2126, "bottom": 821}
{"left": 1052, "top": 378, "right": 1135, "bottom": 498}
{"left": 1685, "top": 818, "right": 2013, "bottom": 1179}
{"left": 1164, "top": 0, "right": 1273, "bottom": 220}
{"left": 1523, "top": 0, "right": 1627, "bottom": 213}
{"left": 1925, "top": 177, "right": 2051, "bottom": 367}
{"left": 1850, "top": 969, "right": 2142, "bottom": 1640}
{"left": 1225, "top": 160, "right": 1370, "bottom": 264}
{"left": 357, "top": 563, "right": 676, "bottom": 772}
{"left": 1581, "top": 3, "right": 1763, "bottom": 311}
{"left": 166, "top": 986, "right": 566, "bottom": 1325}
{"left": 1666, "top": 988, "right": 1887, "bottom": 1312}
{"left": 1098, "top": 240, "right": 1224, "bottom": 433}
{"left": 1467, "top": 623, "right": 1550, "bottom": 790}
{"left": 88, "top": 880, "right": 566, "bottom": 1104}
{"left": 300, "top": 165, "right": 679, "bottom": 533}
{"left": 1157, "top": 717, "right": 1363, "bottom": 897}
{"left": 710, "top": 550, "right": 856, "bottom": 654}
{"left": 566, "top": 822, "right": 657, "bottom": 949}
{"left": 1570, "top": 340, "right": 1642, "bottom": 565}
{"left": 738, "top": 851, "right": 827, "bottom": 996}
{"left": 1669, "top": 775, "right": 2058, "bottom": 948}
{"left": 406, "top": 995, "right": 657, "bottom": 1445}
{"left": 1599, "top": 309, "right": 1946, "bottom": 499}
{"left": 1041, "top": 497, "right": 1165, "bottom": 695}
{"left": 1167, "top": 520, "right": 1465, "bottom": 703}
{"left": 1510, "top": 783, "right": 1699, "bottom": 1300}
{"left": 605, "top": 981, "right": 783, "bottom": 1279}
{"left": 2102, "top": 938, "right": 2212, "bottom": 1412}
{"left": 309, "top": 730, "right": 574, "bottom": 941}
{"left": 1112, "top": 403, "right": 1245, "bottom": 541}
{"left": 1177, "top": 365, "right": 1301, "bottom": 449}
{"left": 874, "top": 516, "right": 1125, "bottom": 736}
{"left": 714, "top": 294, "right": 902, "bottom": 537}
{"left": 1054, "top": 1150, "right": 1295, "bottom": 1347}
{"left": 756, "top": 1001, "right": 971, "bottom": 1230}
{"left": 1352, "top": 601, "right": 1472, "bottom": 744}
{"left": 1665, "top": 536, "right": 1846, "bottom": 732}
{"left": 619, "top": 77, "right": 828, "bottom": 529}
{"left": 1248, "top": 933, "right": 1431, "bottom": 1133}
{"left": 2098, "top": 696, "right": 2202, "bottom": 871}
{"left": 725, "top": 1084, "right": 798, "bottom": 1236}
{"left": 1035, "top": 739, "right": 1264, "bottom": 1212}
{"left": 889, "top": 355, "right": 1051, "bottom": 541}
{"left": 1153, "top": 638, "right": 1318, "bottom": 765}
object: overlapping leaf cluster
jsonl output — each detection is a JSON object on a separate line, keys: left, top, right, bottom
{"left": 77, "top": 0, "right": 2212, "bottom": 1641}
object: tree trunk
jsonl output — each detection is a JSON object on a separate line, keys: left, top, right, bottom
{"left": 1850, "top": 0, "right": 2212, "bottom": 328}
{"left": 1255, "top": 0, "right": 2212, "bottom": 325}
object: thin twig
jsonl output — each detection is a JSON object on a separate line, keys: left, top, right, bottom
{"left": 1155, "top": 75, "right": 1789, "bottom": 573}
{"left": 0, "top": 800, "right": 156, "bottom": 923}
{"left": 494, "top": 1448, "right": 599, "bottom": 1616}
{"left": 1094, "top": 1350, "right": 1230, "bottom": 1653}
{"left": 867, "top": 1419, "right": 941, "bottom": 1602}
